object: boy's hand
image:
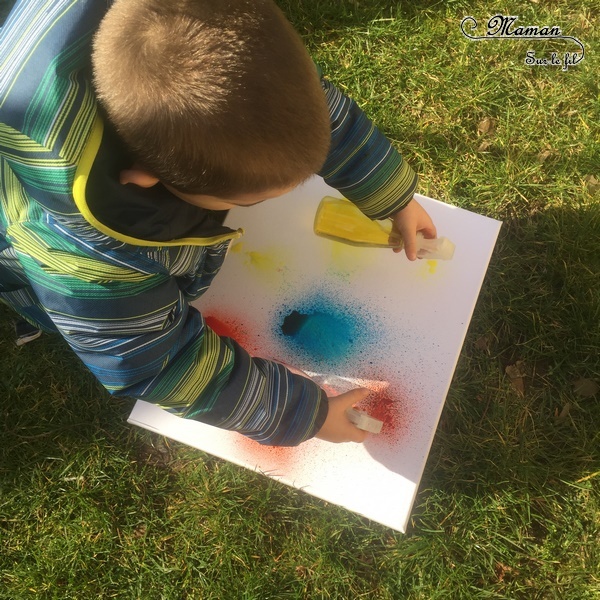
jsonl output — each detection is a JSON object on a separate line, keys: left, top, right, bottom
{"left": 391, "top": 198, "right": 437, "bottom": 260}
{"left": 315, "top": 388, "right": 371, "bottom": 443}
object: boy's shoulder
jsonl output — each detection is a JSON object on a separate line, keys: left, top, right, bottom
{"left": 0, "top": 0, "right": 108, "bottom": 138}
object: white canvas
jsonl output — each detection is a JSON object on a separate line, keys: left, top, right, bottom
{"left": 128, "top": 176, "right": 501, "bottom": 532}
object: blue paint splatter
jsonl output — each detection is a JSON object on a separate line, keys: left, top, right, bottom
{"left": 278, "top": 293, "right": 374, "bottom": 368}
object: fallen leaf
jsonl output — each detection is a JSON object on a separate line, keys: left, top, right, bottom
{"left": 474, "top": 333, "right": 493, "bottom": 352}
{"left": 478, "top": 116, "right": 495, "bottom": 135}
{"left": 537, "top": 149, "right": 553, "bottom": 163}
{"left": 495, "top": 562, "right": 515, "bottom": 583}
{"left": 510, "top": 377, "right": 525, "bottom": 395}
{"left": 573, "top": 378, "right": 599, "bottom": 398}
{"left": 133, "top": 524, "right": 147, "bottom": 539}
{"left": 477, "top": 140, "right": 492, "bottom": 152}
{"left": 295, "top": 566, "right": 310, "bottom": 579}
{"left": 555, "top": 403, "right": 572, "bottom": 423}
{"left": 584, "top": 175, "right": 600, "bottom": 195}
{"left": 505, "top": 361, "right": 527, "bottom": 396}
{"left": 505, "top": 361, "right": 527, "bottom": 379}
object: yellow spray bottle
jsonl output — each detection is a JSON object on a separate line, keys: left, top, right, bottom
{"left": 314, "top": 197, "right": 455, "bottom": 260}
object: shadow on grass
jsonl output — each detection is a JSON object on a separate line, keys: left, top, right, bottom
{"left": 412, "top": 200, "right": 599, "bottom": 527}
{"left": 0, "top": 308, "right": 136, "bottom": 481}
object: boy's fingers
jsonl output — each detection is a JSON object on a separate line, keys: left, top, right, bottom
{"left": 343, "top": 389, "right": 370, "bottom": 441}
{"left": 328, "top": 387, "right": 370, "bottom": 404}
{"left": 399, "top": 228, "right": 417, "bottom": 261}
{"left": 318, "top": 388, "right": 371, "bottom": 443}
{"left": 343, "top": 387, "right": 371, "bottom": 405}
{"left": 421, "top": 223, "right": 438, "bottom": 239}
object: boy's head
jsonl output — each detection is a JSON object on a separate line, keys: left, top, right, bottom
{"left": 92, "top": 0, "right": 331, "bottom": 202}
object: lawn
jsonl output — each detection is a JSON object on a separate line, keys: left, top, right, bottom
{"left": 1, "top": 0, "right": 599, "bottom": 598}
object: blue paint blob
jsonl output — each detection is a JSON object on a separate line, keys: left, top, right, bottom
{"left": 281, "top": 311, "right": 309, "bottom": 336}
{"left": 278, "top": 294, "right": 370, "bottom": 368}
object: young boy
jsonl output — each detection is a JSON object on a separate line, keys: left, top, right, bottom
{"left": 0, "top": 0, "right": 436, "bottom": 446}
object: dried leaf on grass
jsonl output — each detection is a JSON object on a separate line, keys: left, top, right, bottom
{"left": 505, "top": 361, "right": 527, "bottom": 395}
{"left": 505, "top": 361, "right": 526, "bottom": 379}
{"left": 474, "top": 333, "right": 493, "bottom": 352}
{"left": 573, "top": 378, "right": 599, "bottom": 398}
{"left": 584, "top": 175, "right": 600, "bottom": 195}
{"left": 133, "top": 524, "right": 147, "bottom": 539}
{"left": 495, "top": 562, "right": 516, "bottom": 583}
{"left": 555, "top": 403, "right": 572, "bottom": 424}
{"left": 478, "top": 116, "right": 495, "bottom": 135}
{"left": 477, "top": 140, "right": 492, "bottom": 153}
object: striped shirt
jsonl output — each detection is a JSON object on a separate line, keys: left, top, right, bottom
{"left": 0, "top": 0, "right": 417, "bottom": 446}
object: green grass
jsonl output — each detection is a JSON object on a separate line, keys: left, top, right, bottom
{"left": 1, "top": 0, "right": 599, "bottom": 598}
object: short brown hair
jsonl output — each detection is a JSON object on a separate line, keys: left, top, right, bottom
{"left": 92, "top": 0, "right": 331, "bottom": 196}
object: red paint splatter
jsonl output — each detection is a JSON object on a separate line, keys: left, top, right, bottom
{"left": 204, "top": 315, "right": 236, "bottom": 338}
{"left": 357, "top": 389, "right": 408, "bottom": 441}
{"left": 204, "top": 314, "right": 258, "bottom": 351}
{"left": 234, "top": 432, "right": 296, "bottom": 468}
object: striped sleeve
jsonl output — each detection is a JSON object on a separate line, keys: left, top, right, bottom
{"left": 318, "top": 76, "right": 419, "bottom": 220}
{"left": 0, "top": 0, "right": 328, "bottom": 447}
{"left": 12, "top": 224, "right": 328, "bottom": 446}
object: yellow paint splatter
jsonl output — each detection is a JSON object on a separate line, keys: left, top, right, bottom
{"left": 327, "top": 242, "right": 378, "bottom": 280}
{"left": 426, "top": 260, "right": 438, "bottom": 274}
{"left": 415, "top": 258, "right": 440, "bottom": 279}
{"left": 232, "top": 245, "right": 289, "bottom": 285}
{"left": 244, "top": 251, "right": 279, "bottom": 272}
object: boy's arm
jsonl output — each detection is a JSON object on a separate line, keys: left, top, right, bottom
{"left": 318, "top": 76, "right": 418, "bottom": 220}
{"left": 318, "top": 76, "right": 436, "bottom": 259}
{"left": 19, "top": 243, "right": 327, "bottom": 446}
